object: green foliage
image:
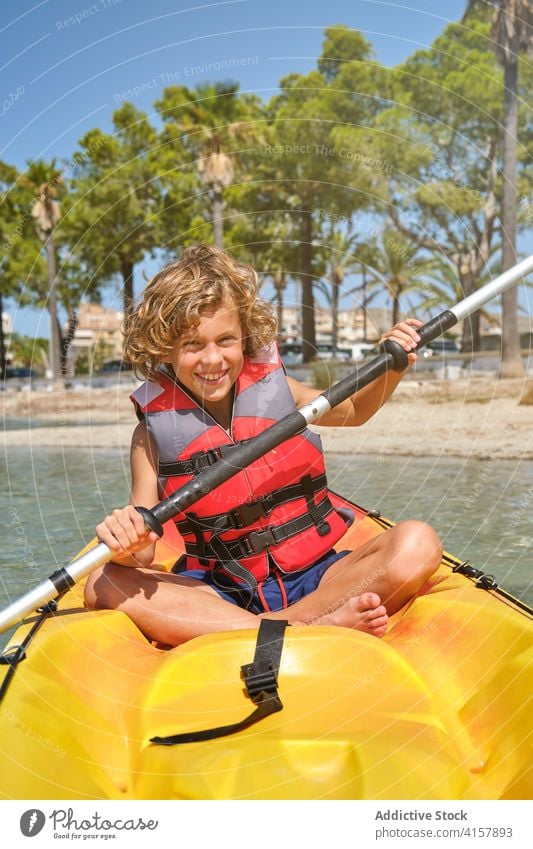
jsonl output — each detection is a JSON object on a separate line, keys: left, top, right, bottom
{"left": 74, "top": 339, "right": 114, "bottom": 375}
{"left": 64, "top": 104, "right": 165, "bottom": 311}
{"left": 318, "top": 25, "right": 374, "bottom": 81}
{"left": 7, "top": 333, "right": 48, "bottom": 371}
{"left": 154, "top": 81, "right": 266, "bottom": 250}
{"left": 0, "top": 11, "right": 531, "bottom": 356}
{"left": 311, "top": 359, "right": 338, "bottom": 390}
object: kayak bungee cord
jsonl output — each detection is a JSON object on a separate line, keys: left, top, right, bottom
{"left": 0, "top": 254, "right": 532, "bottom": 636}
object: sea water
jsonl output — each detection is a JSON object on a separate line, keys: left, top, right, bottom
{"left": 0, "top": 446, "right": 531, "bottom": 649}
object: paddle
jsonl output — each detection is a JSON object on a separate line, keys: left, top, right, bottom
{"left": 1, "top": 255, "right": 532, "bottom": 634}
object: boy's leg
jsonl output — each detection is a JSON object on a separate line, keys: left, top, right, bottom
{"left": 85, "top": 520, "right": 441, "bottom": 644}
{"left": 84, "top": 564, "right": 258, "bottom": 645}
{"left": 264, "top": 520, "right": 442, "bottom": 633}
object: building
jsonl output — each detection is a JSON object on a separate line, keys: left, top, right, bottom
{"left": 69, "top": 303, "right": 124, "bottom": 361}
{"left": 279, "top": 305, "right": 391, "bottom": 345}
{"left": 1, "top": 311, "right": 13, "bottom": 337}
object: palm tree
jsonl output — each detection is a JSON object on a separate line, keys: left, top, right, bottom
{"left": 363, "top": 229, "right": 439, "bottom": 327}
{"left": 29, "top": 163, "right": 63, "bottom": 385}
{"left": 198, "top": 142, "right": 234, "bottom": 248}
{"left": 421, "top": 253, "right": 503, "bottom": 351}
{"left": 315, "top": 229, "right": 363, "bottom": 350}
{"left": 156, "top": 82, "right": 262, "bottom": 248}
{"left": 464, "top": 0, "right": 533, "bottom": 376}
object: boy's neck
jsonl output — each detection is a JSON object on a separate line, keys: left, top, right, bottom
{"left": 163, "top": 364, "right": 234, "bottom": 432}
{"left": 202, "top": 393, "right": 234, "bottom": 432}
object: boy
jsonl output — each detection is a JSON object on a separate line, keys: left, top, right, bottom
{"left": 85, "top": 245, "right": 442, "bottom": 645}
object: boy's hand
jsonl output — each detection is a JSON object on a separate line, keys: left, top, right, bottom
{"left": 380, "top": 319, "right": 422, "bottom": 366}
{"left": 96, "top": 505, "right": 159, "bottom": 557}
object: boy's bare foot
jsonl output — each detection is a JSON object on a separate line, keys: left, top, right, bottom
{"left": 306, "top": 592, "right": 388, "bottom": 637}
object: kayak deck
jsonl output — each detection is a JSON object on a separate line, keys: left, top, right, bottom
{"left": 0, "top": 504, "right": 531, "bottom": 800}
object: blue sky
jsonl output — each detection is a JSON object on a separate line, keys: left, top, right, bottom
{"left": 0, "top": 0, "right": 495, "bottom": 337}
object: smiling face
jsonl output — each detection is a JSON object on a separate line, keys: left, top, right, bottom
{"left": 166, "top": 299, "right": 245, "bottom": 426}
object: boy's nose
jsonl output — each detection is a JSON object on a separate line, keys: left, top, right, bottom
{"left": 200, "top": 342, "right": 223, "bottom": 364}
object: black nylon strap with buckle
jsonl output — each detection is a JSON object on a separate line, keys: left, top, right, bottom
{"left": 176, "top": 473, "right": 328, "bottom": 536}
{"left": 150, "top": 619, "right": 288, "bottom": 746}
{"left": 158, "top": 441, "right": 250, "bottom": 478}
{"left": 302, "top": 473, "right": 331, "bottom": 537}
{"left": 184, "top": 495, "right": 334, "bottom": 564}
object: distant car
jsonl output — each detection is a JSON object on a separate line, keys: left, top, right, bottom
{"left": 315, "top": 343, "right": 352, "bottom": 361}
{"left": 96, "top": 359, "right": 133, "bottom": 374}
{"left": 279, "top": 342, "right": 304, "bottom": 364}
{"left": 279, "top": 342, "right": 352, "bottom": 364}
{"left": 422, "top": 339, "right": 460, "bottom": 358}
{"left": 3, "top": 366, "right": 38, "bottom": 379}
{"left": 350, "top": 343, "right": 377, "bottom": 361}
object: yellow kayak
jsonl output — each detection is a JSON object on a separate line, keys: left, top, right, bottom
{"left": 0, "top": 500, "right": 531, "bottom": 800}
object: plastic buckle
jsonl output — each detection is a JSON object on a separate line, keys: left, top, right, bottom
{"left": 247, "top": 527, "right": 276, "bottom": 554}
{"left": 239, "top": 499, "right": 267, "bottom": 525}
{"left": 241, "top": 662, "right": 278, "bottom": 702}
{"left": 206, "top": 448, "right": 221, "bottom": 466}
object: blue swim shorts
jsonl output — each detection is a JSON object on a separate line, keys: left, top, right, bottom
{"left": 173, "top": 549, "right": 351, "bottom": 614}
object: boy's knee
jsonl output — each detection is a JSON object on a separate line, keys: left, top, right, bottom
{"left": 395, "top": 520, "right": 443, "bottom": 570}
{"left": 84, "top": 562, "right": 119, "bottom": 611}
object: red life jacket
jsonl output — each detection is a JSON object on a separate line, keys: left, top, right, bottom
{"left": 131, "top": 346, "right": 351, "bottom": 590}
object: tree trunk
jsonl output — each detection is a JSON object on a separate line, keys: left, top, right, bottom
{"left": 0, "top": 292, "right": 6, "bottom": 377}
{"left": 61, "top": 311, "right": 78, "bottom": 377}
{"left": 213, "top": 188, "right": 224, "bottom": 249}
{"left": 362, "top": 266, "right": 368, "bottom": 341}
{"left": 459, "top": 272, "right": 480, "bottom": 353}
{"left": 121, "top": 257, "right": 135, "bottom": 315}
{"left": 392, "top": 288, "right": 401, "bottom": 327}
{"left": 499, "top": 57, "right": 524, "bottom": 377}
{"left": 331, "top": 275, "right": 340, "bottom": 351}
{"left": 45, "top": 235, "right": 63, "bottom": 387}
{"left": 300, "top": 208, "right": 316, "bottom": 362}
{"left": 274, "top": 271, "right": 284, "bottom": 340}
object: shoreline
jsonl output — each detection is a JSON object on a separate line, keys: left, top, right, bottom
{"left": 2, "top": 376, "right": 533, "bottom": 460}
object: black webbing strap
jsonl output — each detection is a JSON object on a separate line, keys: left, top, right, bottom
{"left": 158, "top": 440, "right": 250, "bottom": 478}
{"left": 184, "top": 496, "right": 335, "bottom": 563}
{"left": 176, "top": 473, "right": 328, "bottom": 535}
{"left": 301, "top": 473, "right": 331, "bottom": 536}
{"left": 150, "top": 619, "right": 288, "bottom": 746}
{"left": 0, "top": 599, "right": 60, "bottom": 706}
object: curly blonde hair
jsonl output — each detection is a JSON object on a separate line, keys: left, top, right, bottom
{"left": 124, "top": 245, "right": 277, "bottom": 379}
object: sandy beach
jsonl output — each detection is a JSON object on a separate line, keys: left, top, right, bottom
{"left": 2, "top": 375, "right": 532, "bottom": 460}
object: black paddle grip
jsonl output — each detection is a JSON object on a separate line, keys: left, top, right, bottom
{"left": 135, "top": 506, "right": 164, "bottom": 538}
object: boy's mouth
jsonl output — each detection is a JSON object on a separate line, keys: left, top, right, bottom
{"left": 195, "top": 370, "right": 227, "bottom": 385}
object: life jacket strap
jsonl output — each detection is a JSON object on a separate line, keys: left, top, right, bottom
{"left": 149, "top": 619, "right": 287, "bottom": 746}
{"left": 184, "top": 495, "right": 334, "bottom": 564}
{"left": 158, "top": 441, "right": 250, "bottom": 478}
{"left": 175, "top": 473, "right": 328, "bottom": 535}
{"left": 301, "top": 473, "right": 331, "bottom": 537}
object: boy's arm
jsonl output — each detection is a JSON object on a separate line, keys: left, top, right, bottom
{"left": 95, "top": 421, "right": 160, "bottom": 568}
{"left": 287, "top": 319, "right": 421, "bottom": 427}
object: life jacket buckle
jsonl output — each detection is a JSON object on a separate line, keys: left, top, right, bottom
{"left": 206, "top": 448, "right": 221, "bottom": 466}
{"left": 246, "top": 527, "right": 277, "bottom": 554}
{"left": 238, "top": 499, "right": 268, "bottom": 526}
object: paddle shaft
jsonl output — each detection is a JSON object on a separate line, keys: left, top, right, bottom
{"left": 0, "top": 255, "right": 531, "bottom": 634}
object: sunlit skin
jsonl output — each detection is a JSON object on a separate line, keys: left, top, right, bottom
{"left": 86, "top": 302, "right": 442, "bottom": 645}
